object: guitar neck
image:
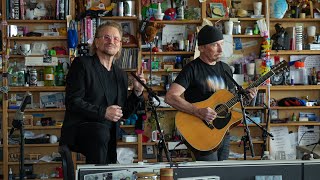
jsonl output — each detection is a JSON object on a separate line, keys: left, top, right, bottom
{"left": 224, "top": 69, "right": 275, "bottom": 109}
{"left": 246, "top": 70, "right": 274, "bottom": 89}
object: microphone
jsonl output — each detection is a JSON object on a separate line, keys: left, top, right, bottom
{"left": 224, "top": 70, "right": 249, "bottom": 99}
{"left": 130, "top": 72, "right": 160, "bottom": 102}
{"left": 14, "top": 92, "right": 32, "bottom": 121}
{"left": 9, "top": 92, "right": 32, "bottom": 137}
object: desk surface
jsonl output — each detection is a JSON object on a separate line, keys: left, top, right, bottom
{"left": 297, "top": 144, "right": 320, "bottom": 158}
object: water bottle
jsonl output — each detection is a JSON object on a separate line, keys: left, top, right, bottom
{"left": 9, "top": 168, "right": 13, "bottom": 180}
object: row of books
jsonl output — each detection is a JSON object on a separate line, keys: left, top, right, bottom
{"left": 6, "top": 0, "right": 69, "bottom": 20}
{"left": 114, "top": 48, "right": 139, "bottom": 70}
{"left": 78, "top": 16, "right": 100, "bottom": 44}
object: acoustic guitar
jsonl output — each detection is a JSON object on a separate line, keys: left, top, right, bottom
{"left": 175, "top": 61, "right": 288, "bottom": 151}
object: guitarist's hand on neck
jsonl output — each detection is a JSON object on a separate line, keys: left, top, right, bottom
{"left": 194, "top": 107, "right": 217, "bottom": 122}
{"left": 245, "top": 88, "right": 258, "bottom": 101}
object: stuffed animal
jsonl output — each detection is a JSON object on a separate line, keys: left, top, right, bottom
{"left": 34, "top": 2, "right": 47, "bottom": 19}
{"left": 164, "top": 8, "right": 176, "bottom": 20}
{"left": 143, "top": 22, "right": 165, "bottom": 43}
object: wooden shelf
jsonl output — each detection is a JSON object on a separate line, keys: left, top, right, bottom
{"left": 8, "top": 161, "right": 61, "bottom": 165}
{"left": 8, "top": 143, "right": 59, "bottom": 148}
{"left": 9, "top": 55, "right": 69, "bottom": 58}
{"left": 117, "top": 141, "right": 139, "bottom": 145}
{"left": 271, "top": 106, "right": 320, "bottom": 110}
{"left": 149, "top": 20, "right": 202, "bottom": 24}
{"left": 123, "top": 44, "right": 138, "bottom": 48}
{"left": 270, "top": 50, "right": 320, "bottom": 55}
{"left": 270, "top": 122, "right": 320, "bottom": 126}
{"left": 270, "top": 18, "right": 320, "bottom": 22}
{"left": 100, "top": 16, "right": 138, "bottom": 20}
{"left": 8, "top": 36, "right": 68, "bottom": 40}
{"left": 21, "top": 126, "right": 62, "bottom": 130}
{"left": 141, "top": 51, "right": 194, "bottom": 55}
{"left": 143, "top": 142, "right": 157, "bottom": 146}
{"left": 7, "top": 20, "right": 67, "bottom": 23}
{"left": 233, "top": 35, "right": 261, "bottom": 38}
{"left": 269, "top": 85, "right": 320, "bottom": 90}
{"left": 8, "top": 108, "right": 66, "bottom": 112}
{"left": 9, "top": 86, "right": 65, "bottom": 92}
{"left": 207, "top": 17, "right": 263, "bottom": 21}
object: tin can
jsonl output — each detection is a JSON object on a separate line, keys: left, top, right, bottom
{"left": 29, "top": 69, "right": 37, "bottom": 86}
{"left": 118, "top": 2, "right": 124, "bottom": 16}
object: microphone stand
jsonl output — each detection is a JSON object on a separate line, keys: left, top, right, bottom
{"left": 9, "top": 92, "right": 32, "bottom": 180}
{"left": 130, "top": 72, "right": 172, "bottom": 167}
{"left": 224, "top": 72, "right": 274, "bottom": 159}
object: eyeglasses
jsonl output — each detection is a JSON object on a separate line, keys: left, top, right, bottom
{"left": 97, "top": 34, "right": 121, "bottom": 43}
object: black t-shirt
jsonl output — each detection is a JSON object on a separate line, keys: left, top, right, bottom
{"left": 174, "top": 58, "right": 234, "bottom": 103}
{"left": 100, "top": 64, "right": 118, "bottom": 105}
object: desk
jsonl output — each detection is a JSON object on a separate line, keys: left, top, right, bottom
{"left": 297, "top": 144, "right": 320, "bottom": 158}
{"left": 76, "top": 160, "right": 320, "bottom": 180}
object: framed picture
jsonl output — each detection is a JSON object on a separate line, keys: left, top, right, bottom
{"left": 39, "top": 92, "right": 65, "bottom": 108}
{"left": 162, "top": 62, "right": 175, "bottom": 70}
{"left": 119, "top": 21, "right": 134, "bottom": 35}
{"left": 210, "top": 3, "right": 225, "bottom": 18}
{"left": 163, "top": 64, "right": 174, "bottom": 70}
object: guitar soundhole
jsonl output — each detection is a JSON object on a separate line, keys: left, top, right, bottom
{"left": 213, "top": 104, "right": 231, "bottom": 129}
{"left": 215, "top": 104, "right": 229, "bottom": 117}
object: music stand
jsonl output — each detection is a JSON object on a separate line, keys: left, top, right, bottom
{"left": 9, "top": 92, "right": 32, "bottom": 180}
{"left": 130, "top": 72, "right": 172, "bottom": 166}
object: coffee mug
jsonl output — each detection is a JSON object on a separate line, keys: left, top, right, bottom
{"left": 19, "top": 44, "right": 31, "bottom": 56}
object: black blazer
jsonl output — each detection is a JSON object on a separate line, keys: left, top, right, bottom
{"left": 60, "top": 55, "right": 143, "bottom": 162}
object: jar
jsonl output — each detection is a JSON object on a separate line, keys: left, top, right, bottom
{"left": 44, "top": 66, "right": 55, "bottom": 86}
{"left": 160, "top": 168, "right": 173, "bottom": 180}
{"left": 135, "top": 172, "right": 157, "bottom": 180}
{"left": 233, "top": 21, "right": 241, "bottom": 34}
{"left": 29, "top": 69, "right": 37, "bottom": 86}
{"left": 291, "top": 61, "right": 308, "bottom": 85}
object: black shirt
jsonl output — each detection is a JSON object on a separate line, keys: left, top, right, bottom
{"left": 100, "top": 64, "right": 118, "bottom": 105}
{"left": 174, "top": 58, "right": 234, "bottom": 103}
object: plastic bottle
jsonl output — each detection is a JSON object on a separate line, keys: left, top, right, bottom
{"left": 44, "top": 66, "right": 55, "bottom": 86}
{"left": 9, "top": 168, "right": 13, "bottom": 180}
{"left": 292, "top": 113, "right": 297, "bottom": 121}
{"left": 9, "top": 61, "right": 19, "bottom": 86}
{"left": 291, "top": 61, "right": 308, "bottom": 85}
{"left": 55, "top": 61, "right": 65, "bottom": 86}
{"left": 311, "top": 67, "right": 317, "bottom": 85}
{"left": 261, "top": 151, "right": 270, "bottom": 160}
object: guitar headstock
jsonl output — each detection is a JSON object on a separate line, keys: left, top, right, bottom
{"left": 272, "top": 60, "right": 289, "bottom": 75}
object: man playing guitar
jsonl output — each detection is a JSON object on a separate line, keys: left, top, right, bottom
{"left": 165, "top": 25, "right": 257, "bottom": 161}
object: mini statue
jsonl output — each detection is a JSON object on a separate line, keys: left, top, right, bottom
{"left": 271, "top": 23, "right": 289, "bottom": 50}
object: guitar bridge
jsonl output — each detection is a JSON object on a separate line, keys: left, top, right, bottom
{"left": 203, "top": 120, "right": 214, "bottom": 129}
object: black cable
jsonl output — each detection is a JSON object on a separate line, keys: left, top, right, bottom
{"left": 298, "top": 130, "right": 315, "bottom": 146}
